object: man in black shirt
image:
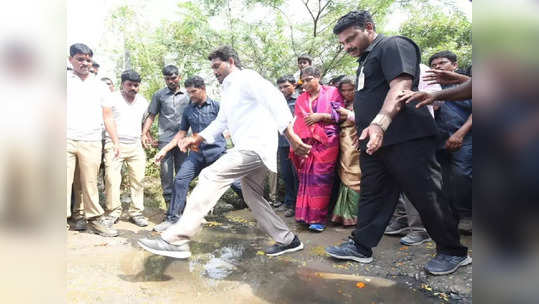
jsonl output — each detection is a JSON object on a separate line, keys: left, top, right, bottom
{"left": 325, "top": 10, "right": 470, "bottom": 275}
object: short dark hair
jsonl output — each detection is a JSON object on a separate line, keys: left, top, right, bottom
{"left": 276, "top": 74, "right": 296, "bottom": 85}
{"left": 92, "top": 62, "right": 100, "bottom": 68}
{"left": 121, "top": 69, "right": 141, "bottom": 83}
{"left": 329, "top": 74, "right": 346, "bottom": 86}
{"left": 301, "top": 66, "right": 321, "bottom": 78}
{"left": 208, "top": 45, "right": 243, "bottom": 69}
{"left": 297, "top": 54, "right": 313, "bottom": 64}
{"left": 162, "top": 65, "right": 179, "bottom": 76}
{"left": 69, "top": 43, "right": 93, "bottom": 57}
{"left": 184, "top": 75, "right": 205, "bottom": 89}
{"left": 333, "top": 10, "right": 375, "bottom": 35}
{"left": 337, "top": 76, "right": 355, "bottom": 91}
{"left": 428, "top": 51, "right": 458, "bottom": 66}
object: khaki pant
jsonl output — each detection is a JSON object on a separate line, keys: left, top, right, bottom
{"left": 71, "top": 163, "right": 84, "bottom": 218}
{"left": 162, "top": 150, "right": 294, "bottom": 246}
{"left": 66, "top": 140, "right": 104, "bottom": 219}
{"left": 104, "top": 142, "right": 146, "bottom": 218}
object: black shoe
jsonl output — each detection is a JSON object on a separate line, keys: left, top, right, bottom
{"left": 425, "top": 253, "right": 472, "bottom": 275}
{"left": 137, "top": 238, "right": 191, "bottom": 259}
{"left": 265, "top": 235, "right": 304, "bottom": 257}
{"left": 325, "top": 239, "right": 373, "bottom": 263}
{"left": 72, "top": 217, "right": 88, "bottom": 231}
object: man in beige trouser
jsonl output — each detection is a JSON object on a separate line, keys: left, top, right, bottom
{"left": 161, "top": 150, "right": 292, "bottom": 245}
{"left": 104, "top": 141, "right": 146, "bottom": 221}
{"left": 138, "top": 46, "right": 312, "bottom": 259}
{"left": 67, "top": 43, "right": 118, "bottom": 237}
{"left": 66, "top": 140, "right": 103, "bottom": 219}
{"left": 102, "top": 69, "right": 149, "bottom": 227}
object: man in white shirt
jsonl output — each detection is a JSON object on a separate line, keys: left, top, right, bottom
{"left": 102, "top": 70, "right": 149, "bottom": 228}
{"left": 66, "top": 43, "right": 117, "bottom": 237}
{"left": 138, "top": 46, "right": 311, "bottom": 258}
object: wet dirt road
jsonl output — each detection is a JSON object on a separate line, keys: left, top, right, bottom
{"left": 67, "top": 208, "right": 472, "bottom": 303}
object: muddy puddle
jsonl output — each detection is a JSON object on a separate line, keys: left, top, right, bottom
{"left": 119, "top": 215, "right": 436, "bottom": 303}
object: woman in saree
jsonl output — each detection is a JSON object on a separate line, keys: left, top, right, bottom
{"left": 331, "top": 77, "right": 361, "bottom": 226}
{"left": 290, "top": 66, "right": 343, "bottom": 232}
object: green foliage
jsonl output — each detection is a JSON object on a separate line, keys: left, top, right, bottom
{"left": 398, "top": 4, "right": 472, "bottom": 69}
{"left": 101, "top": 0, "right": 471, "bottom": 185}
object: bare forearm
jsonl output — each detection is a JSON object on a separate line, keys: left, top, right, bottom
{"left": 161, "top": 130, "right": 185, "bottom": 152}
{"left": 320, "top": 113, "right": 334, "bottom": 123}
{"left": 142, "top": 115, "right": 155, "bottom": 136}
{"left": 104, "top": 118, "right": 119, "bottom": 145}
{"left": 456, "top": 114, "right": 472, "bottom": 137}
{"left": 434, "top": 79, "right": 472, "bottom": 101}
{"left": 379, "top": 76, "right": 413, "bottom": 119}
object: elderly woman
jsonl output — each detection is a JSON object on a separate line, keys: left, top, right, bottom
{"left": 290, "top": 66, "right": 343, "bottom": 232}
{"left": 331, "top": 77, "right": 361, "bottom": 226}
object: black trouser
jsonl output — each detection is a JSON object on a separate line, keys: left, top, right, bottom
{"left": 351, "top": 136, "right": 467, "bottom": 257}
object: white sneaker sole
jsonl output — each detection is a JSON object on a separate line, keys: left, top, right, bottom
{"left": 266, "top": 242, "right": 304, "bottom": 257}
{"left": 326, "top": 252, "right": 373, "bottom": 264}
{"left": 384, "top": 227, "right": 409, "bottom": 235}
{"left": 400, "top": 238, "right": 432, "bottom": 246}
{"left": 137, "top": 241, "right": 191, "bottom": 259}
{"left": 426, "top": 256, "right": 472, "bottom": 275}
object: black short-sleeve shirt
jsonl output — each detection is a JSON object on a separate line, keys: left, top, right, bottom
{"left": 354, "top": 34, "right": 437, "bottom": 149}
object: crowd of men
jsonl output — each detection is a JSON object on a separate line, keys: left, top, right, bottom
{"left": 67, "top": 9, "right": 472, "bottom": 276}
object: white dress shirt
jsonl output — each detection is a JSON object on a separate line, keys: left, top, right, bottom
{"left": 199, "top": 69, "right": 293, "bottom": 172}
{"left": 66, "top": 71, "right": 110, "bottom": 141}
{"left": 419, "top": 64, "right": 442, "bottom": 118}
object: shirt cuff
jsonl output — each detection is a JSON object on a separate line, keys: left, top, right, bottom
{"left": 199, "top": 129, "right": 215, "bottom": 144}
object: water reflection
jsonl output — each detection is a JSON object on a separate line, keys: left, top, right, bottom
{"left": 120, "top": 214, "right": 436, "bottom": 303}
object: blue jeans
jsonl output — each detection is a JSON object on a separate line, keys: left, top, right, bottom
{"left": 278, "top": 146, "right": 298, "bottom": 208}
{"left": 166, "top": 151, "right": 242, "bottom": 222}
{"left": 437, "top": 144, "right": 472, "bottom": 218}
{"left": 158, "top": 142, "right": 187, "bottom": 203}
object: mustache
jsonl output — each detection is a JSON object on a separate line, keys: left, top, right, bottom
{"left": 347, "top": 47, "right": 358, "bottom": 54}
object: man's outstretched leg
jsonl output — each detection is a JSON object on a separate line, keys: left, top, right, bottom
{"left": 237, "top": 155, "right": 302, "bottom": 256}
{"left": 138, "top": 150, "right": 303, "bottom": 258}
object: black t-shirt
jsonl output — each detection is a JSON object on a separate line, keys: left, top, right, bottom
{"left": 354, "top": 34, "right": 437, "bottom": 149}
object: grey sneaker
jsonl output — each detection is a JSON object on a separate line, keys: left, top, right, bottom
{"left": 325, "top": 239, "right": 373, "bottom": 263}
{"left": 265, "top": 235, "right": 304, "bottom": 257}
{"left": 458, "top": 218, "right": 472, "bottom": 235}
{"left": 104, "top": 215, "right": 119, "bottom": 226}
{"left": 400, "top": 230, "right": 432, "bottom": 246}
{"left": 284, "top": 208, "right": 295, "bottom": 217}
{"left": 153, "top": 220, "right": 174, "bottom": 232}
{"left": 137, "top": 238, "right": 191, "bottom": 259}
{"left": 270, "top": 200, "right": 283, "bottom": 208}
{"left": 89, "top": 216, "right": 119, "bottom": 237}
{"left": 425, "top": 253, "right": 472, "bottom": 275}
{"left": 275, "top": 204, "right": 288, "bottom": 212}
{"left": 384, "top": 219, "right": 409, "bottom": 235}
{"left": 131, "top": 215, "right": 149, "bottom": 227}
